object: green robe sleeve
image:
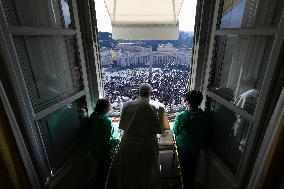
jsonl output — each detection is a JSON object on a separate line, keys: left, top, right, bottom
{"left": 173, "top": 113, "right": 180, "bottom": 135}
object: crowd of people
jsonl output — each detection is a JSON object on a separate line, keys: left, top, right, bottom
{"left": 103, "top": 66, "right": 190, "bottom": 113}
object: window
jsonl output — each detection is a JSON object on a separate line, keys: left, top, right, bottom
{"left": 220, "top": 0, "right": 247, "bottom": 28}
{"left": 209, "top": 35, "right": 274, "bottom": 114}
{"left": 2, "top": 0, "right": 74, "bottom": 28}
{"left": 13, "top": 35, "right": 83, "bottom": 111}
{"left": 1, "top": 0, "right": 89, "bottom": 178}
{"left": 208, "top": 98, "right": 252, "bottom": 174}
{"left": 219, "top": 0, "right": 283, "bottom": 29}
{"left": 38, "top": 97, "right": 86, "bottom": 171}
{"left": 204, "top": 0, "right": 283, "bottom": 179}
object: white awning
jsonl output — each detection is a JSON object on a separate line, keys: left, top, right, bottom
{"left": 105, "top": 0, "right": 183, "bottom": 40}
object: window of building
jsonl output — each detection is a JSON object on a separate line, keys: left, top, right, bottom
{"left": 0, "top": 0, "right": 89, "bottom": 179}
{"left": 209, "top": 35, "right": 274, "bottom": 115}
{"left": 38, "top": 97, "right": 87, "bottom": 171}
{"left": 204, "top": 0, "right": 283, "bottom": 178}
{"left": 13, "top": 35, "right": 83, "bottom": 111}
{"left": 2, "top": 0, "right": 75, "bottom": 28}
{"left": 208, "top": 98, "right": 252, "bottom": 174}
{"left": 219, "top": 0, "right": 283, "bottom": 29}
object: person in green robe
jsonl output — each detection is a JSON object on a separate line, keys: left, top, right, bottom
{"left": 87, "top": 98, "right": 118, "bottom": 189}
{"left": 173, "top": 90, "right": 207, "bottom": 188}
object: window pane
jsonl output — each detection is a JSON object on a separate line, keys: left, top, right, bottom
{"left": 38, "top": 98, "right": 87, "bottom": 171}
{"left": 1, "top": 0, "right": 74, "bottom": 28}
{"left": 209, "top": 35, "right": 274, "bottom": 114}
{"left": 60, "top": 0, "right": 73, "bottom": 28}
{"left": 219, "top": 0, "right": 282, "bottom": 28}
{"left": 13, "top": 35, "right": 83, "bottom": 111}
{"left": 220, "top": 0, "right": 246, "bottom": 28}
{"left": 208, "top": 99, "right": 252, "bottom": 175}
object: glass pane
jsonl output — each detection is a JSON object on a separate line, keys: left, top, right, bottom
{"left": 1, "top": 0, "right": 74, "bottom": 28}
{"left": 60, "top": 0, "right": 73, "bottom": 28}
{"left": 38, "top": 98, "right": 87, "bottom": 171}
{"left": 220, "top": 0, "right": 246, "bottom": 28}
{"left": 208, "top": 99, "right": 252, "bottom": 175}
{"left": 219, "top": 0, "right": 283, "bottom": 28}
{"left": 209, "top": 35, "right": 274, "bottom": 114}
{"left": 13, "top": 35, "right": 83, "bottom": 111}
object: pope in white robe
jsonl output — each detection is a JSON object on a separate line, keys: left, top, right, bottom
{"left": 117, "top": 83, "right": 169, "bottom": 189}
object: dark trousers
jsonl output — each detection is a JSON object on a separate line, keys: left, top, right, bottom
{"left": 177, "top": 148, "right": 200, "bottom": 189}
{"left": 95, "top": 159, "right": 111, "bottom": 189}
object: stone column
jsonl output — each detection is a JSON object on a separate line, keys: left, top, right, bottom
{"left": 148, "top": 51, "right": 153, "bottom": 83}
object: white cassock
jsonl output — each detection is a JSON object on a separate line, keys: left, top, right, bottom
{"left": 233, "top": 89, "right": 259, "bottom": 136}
{"left": 118, "top": 97, "right": 169, "bottom": 189}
